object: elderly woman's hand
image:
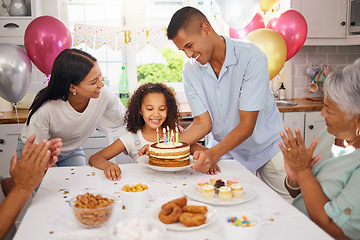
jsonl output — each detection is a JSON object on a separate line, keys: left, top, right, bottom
{"left": 278, "top": 126, "right": 320, "bottom": 177}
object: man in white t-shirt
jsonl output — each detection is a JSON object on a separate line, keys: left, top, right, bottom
{"left": 0, "top": 134, "right": 62, "bottom": 239}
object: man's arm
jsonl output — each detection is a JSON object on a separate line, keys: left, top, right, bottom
{"left": 208, "top": 110, "right": 258, "bottom": 160}
{"left": 192, "top": 110, "right": 258, "bottom": 173}
{"left": 179, "top": 111, "right": 212, "bottom": 145}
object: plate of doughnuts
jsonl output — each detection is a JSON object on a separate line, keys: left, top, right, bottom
{"left": 150, "top": 197, "right": 217, "bottom": 231}
{"left": 183, "top": 182, "right": 257, "bottom": 205}
{"left": 137, "top": 155, "right": 194, "bottom": 172}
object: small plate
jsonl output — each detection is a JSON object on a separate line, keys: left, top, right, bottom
{"left": 137, "top": 155, "right": 193, "bottom": 172}
{"left": 184, "top": 183, "right": 257, "bottom": 205}
{"left": 150, "top": 200, "right": 216, "bottom": 231}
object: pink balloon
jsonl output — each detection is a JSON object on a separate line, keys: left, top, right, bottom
{"left": 267, "top": 9, "right": 307, "bottom": 61}
{"left": 229, "top": 27, "right": 239, "bottom": 39}
{"left": 229, "top": 13, "right": 265, "bottom": 39}
{"left": 24, "top": 16, "right": 72, "bottom": 75}
{"left": 238, "top": 12, "right": 265, "bottom": 39}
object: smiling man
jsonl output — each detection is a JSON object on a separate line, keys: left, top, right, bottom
{"left": 167, "top": 6, "right": 291, "bottom": 202}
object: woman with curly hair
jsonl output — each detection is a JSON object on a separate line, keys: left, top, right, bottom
{"left": 89, "top": 82, "right": 202, "bottom": 180}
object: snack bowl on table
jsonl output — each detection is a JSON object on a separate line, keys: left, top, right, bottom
{"left": 224, "top": 212, "right": 260, "bottom": 240}
{"left": 68, "top": 192, "right": 116, "bottom": 228}
{"left": 111, "top": 218, "right": 166, "bottom": 240}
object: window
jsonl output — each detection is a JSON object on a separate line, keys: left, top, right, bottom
{"left": 62, "top": 0, "right": 220, "bottom": 96}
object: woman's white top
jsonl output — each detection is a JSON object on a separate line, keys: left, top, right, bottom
{"left": 20, "top": 86, "right": 125, "bottom": 156}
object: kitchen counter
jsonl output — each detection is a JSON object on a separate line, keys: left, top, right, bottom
{"left": 277, "top": 98, "right": 324, "bottom": 113}
{"left": 0, "top": 99, "right": 324, "bottom": 125}
{"left": 0, "top": 109, "right": 29, "bottom": 124}
{"left": 178, "top": 98, "right": 324, "bottom": 117}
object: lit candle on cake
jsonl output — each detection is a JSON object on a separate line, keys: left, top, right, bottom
{"left": 171, "top": 130, "right": 174, "bottom": 146}
{"left": 176, "top": 126, "right": 179, "bottom": 143}
{"left": 156, "top": 128, "right": 159, "bottom": 144}
{"left": 167, "top": 126, "right": 170, "bottom": 143}
{"left": 163, "top": 128, "right": 167, "bottom": 145}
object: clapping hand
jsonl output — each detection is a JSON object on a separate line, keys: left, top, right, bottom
{"left": 10, "top": 140, "right": 51, "bottom": 192}
{"left": 278, "top": 126, "right": 320, "bottom": 179}
{"left": 20, "top": 134, "right": 62, "bottom": 169}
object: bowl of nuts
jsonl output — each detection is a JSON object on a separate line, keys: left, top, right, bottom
{"left": 120, "top": 183, "right": 149, "bottom": 211}
{"left": 69, "top": 192, "right": 116, "bottom": 228}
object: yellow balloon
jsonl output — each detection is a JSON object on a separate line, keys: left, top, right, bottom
{"left": 260, "top": 0, "right": 279, "bottom": 12}
{"left": 246, "top": 29, "right": 287, "bottom": 80}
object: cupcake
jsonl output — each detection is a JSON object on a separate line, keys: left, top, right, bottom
{"left": 202, "top": 184, "right": 215, "bottom": 199}
{"left": 210, "top": 176, "right": 221, "bottom": 185}
{"left": 219, "top": 186, "right": 232, "bottom": 201}
{"left": 197, "top": 179, "right": 209, "bottom": 193}
{"left": 226, "top": 177, "right": 239, "bottom": 187}
{"left": 231, "top": 183, "right": 243, "bottom": 198}
{"left": 214, "top": 179, "right": 225, "bottom": 194}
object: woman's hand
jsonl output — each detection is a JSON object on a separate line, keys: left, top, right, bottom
{"left": 278, "top": 126, "right": 319, "bottom": 177}
{"left": 104, "top": 163, "right": 121, "bottom": 181}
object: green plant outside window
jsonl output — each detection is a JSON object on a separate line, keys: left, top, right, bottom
{"left": 137, "top": 47, "right": 184, "bottom": 83}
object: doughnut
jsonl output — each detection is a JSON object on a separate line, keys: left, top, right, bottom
{"left": 168, "top": 196, "right": 187, "bottom": 208}
{"left": 182, "top": 205, "right": 208, "bottom": 214}
{"left": 158, "top": 202, "right": 183, "bottom": 224}
{"left": 179, "top": 212, "right": 206, "bottom": 227}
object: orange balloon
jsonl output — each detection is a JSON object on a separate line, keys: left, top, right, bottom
{"left": 260, "top": 0, "right": 279, "bottom": 12}
{"left": 246, "top": 29, "right": 287, "bottom": 80}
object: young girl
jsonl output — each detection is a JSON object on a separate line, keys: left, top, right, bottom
{"left": 89, "top": 83, "right": 205, "bottom": 180}
{"left": 17, "top": 48, "right": 125, "bottom": 167}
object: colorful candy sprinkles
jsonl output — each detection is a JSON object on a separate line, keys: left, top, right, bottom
{"left": 227, "top": 216, "right": 256, "bottom": 227}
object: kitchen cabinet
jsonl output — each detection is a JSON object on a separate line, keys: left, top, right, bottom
{"left": 283, "top": 112, "right": 305, "bottom": 136}
{"left": 0, "top": 0, "right": 37, "bottom": 45}
{"left": 280, "top": 0, "right": 360, "bottom": 45}
{"left": 304, "top": 111, "right": 326, "bottom": 147}
{"left": 0, "top": 124, "right": 23, "bottom": 178}
{"left": 285, "top": 0, "right": 347, "bottom": 39}
{"left": 0, "top": 124, "right": 112, "bottom": 177}
{"left": 283, "top": 111, "right": 326, "bottom": 148}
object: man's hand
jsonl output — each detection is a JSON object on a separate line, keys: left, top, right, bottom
{"left": 191, "top": 150, "right": 218, "bottom": 173}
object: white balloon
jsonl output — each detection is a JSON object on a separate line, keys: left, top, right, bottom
{"left": 215, "top": 0, "right": 261, "bottom": 29}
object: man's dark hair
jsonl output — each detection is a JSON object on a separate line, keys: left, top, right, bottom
{"left": 167, "top": 6, "right": 209, "bottom": 40}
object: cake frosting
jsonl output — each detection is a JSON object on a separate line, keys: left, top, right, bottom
{"left": 149, "top": 141, "right": 190, "bottom": 167}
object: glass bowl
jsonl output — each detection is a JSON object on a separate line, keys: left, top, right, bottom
{"left": 68, "top": 193, "right": 116, "bottom": 228}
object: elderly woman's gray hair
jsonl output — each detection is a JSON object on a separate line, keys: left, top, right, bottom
{"left": 324, "top": 58, "right": 360, "bottom": 118}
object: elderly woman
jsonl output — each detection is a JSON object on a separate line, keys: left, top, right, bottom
{"left": 278, "top": 58, "right": 360, "bottom": 240}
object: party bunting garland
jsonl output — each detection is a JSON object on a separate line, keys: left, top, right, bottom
{"left": 73, "top": 24, "right": 169, "bottom": 51}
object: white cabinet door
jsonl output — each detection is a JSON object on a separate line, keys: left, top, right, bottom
{"left": 0, "top": 0, "right": 37, "bottom": 44}
{"left": 283, "top": 112, "right": 305, "bottom": 136}
{"left": 82, "top": 129, "right": 107, "bottom": 165}
{"left": 0, "top": 124, "right": 23, "bottom": 178}
{"left": 304, "top": 112, "right": 326, "bottom": 147}
{"left": 282, "top": 0, "right": 347, "bottom": 39}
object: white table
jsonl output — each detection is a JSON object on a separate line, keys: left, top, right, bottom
{"left": 14, "top": 160, "right": 332, "bottom": 240}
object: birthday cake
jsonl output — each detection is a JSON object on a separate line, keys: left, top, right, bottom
{"left": 149, "top": 141, "right": 190, "bottom": 167}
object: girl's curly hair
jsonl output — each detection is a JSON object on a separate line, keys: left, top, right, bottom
{"left": 124, "top": 82, "right": 180, "bottom": 133}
